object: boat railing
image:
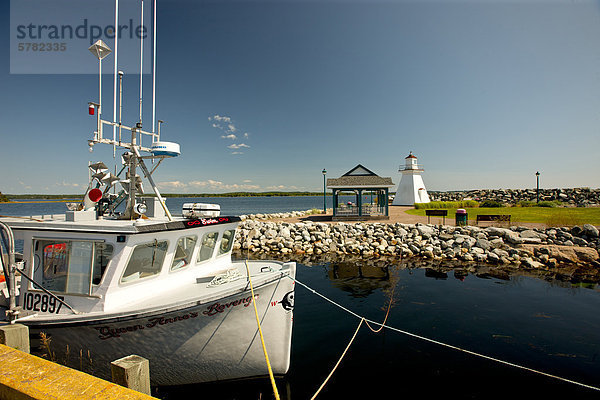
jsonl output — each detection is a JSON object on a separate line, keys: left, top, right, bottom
{"left": 0, "top": 221, "right": 17, "bottom": 318}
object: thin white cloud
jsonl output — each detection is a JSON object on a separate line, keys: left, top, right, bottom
{"left": 266, "top": 185, "right": 300, "bottom": 190}
{"left": 209, "top": 115, "right": 252, "bottom": 154}
{"left": 228, "top": 143, "right": 250, "bottom": 149}
{"left": 157, "top": 181, "right": 188, "bottom": 190}
{"left": 208, "top": 115, "right": 231, "bottom": 123}
{"left": 159, "top": 179, "right": 260, "bottom": 192}
{"left": 210, "top": 114, "right": 237, "bottom": 135}
{"left": 57, "top": 181, "right": 82, "bottom": 188}
{"left": 18, "top": 181, "right": 32, "bottom": 190}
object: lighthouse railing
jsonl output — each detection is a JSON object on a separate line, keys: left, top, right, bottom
{"left": 399, "top": 163, "right": 424, "bottom": 171}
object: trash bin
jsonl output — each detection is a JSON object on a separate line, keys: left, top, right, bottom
{"left": 455, "top": 208, "right": 468, "bottom": 226}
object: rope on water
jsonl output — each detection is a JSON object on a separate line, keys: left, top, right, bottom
{"left": 364, "top": 283, "right": 394, "bottom": 334}
{"left": 245, "top": 260, "right": 281, "bottom": 400}
{"left": 286, "top": 274, "right": 600, "bottom": 393}
{"left": 310, "top": 318, "right": 364, "bottom": 400}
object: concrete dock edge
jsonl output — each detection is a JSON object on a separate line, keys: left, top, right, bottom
{"left": 0, "top": 344, "right": 158, "bottom": 400}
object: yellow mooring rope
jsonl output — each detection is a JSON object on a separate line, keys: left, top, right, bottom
{"left": 310, "top": 318, "right": 364, "bottom": 400}
{"left": 245, "top": 260, "right": 281, "bottom": 400}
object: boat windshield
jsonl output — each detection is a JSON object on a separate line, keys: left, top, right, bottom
{"left": 197, "top": 232, "right": 218, "bottom": 263}
{"left": 171, "top": 236, "right": 197, "bottom": 271}
{"left": 218, "top": 229, "right": 235, "bottom": 256}
{"left": 121, "top": 240, "right": 168, "bottom": 283}
{"left": 32, "top": 239, "right": 113, "bottom": 295}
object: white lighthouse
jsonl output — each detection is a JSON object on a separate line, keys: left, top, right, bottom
{"left": 392, "top": 152, "right": 431, "bottom": 206}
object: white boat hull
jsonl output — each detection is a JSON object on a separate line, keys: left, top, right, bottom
{"left": 25, "top": 262, "right": 295, "bottom": 386}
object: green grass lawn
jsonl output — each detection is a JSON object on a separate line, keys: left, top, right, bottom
{"left": 405, "top": 206, "right": 600, "bottom": 226}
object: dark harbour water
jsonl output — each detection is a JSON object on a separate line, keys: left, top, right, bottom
{"left": 3, "top": 198, "right": 600, "bottom": 399}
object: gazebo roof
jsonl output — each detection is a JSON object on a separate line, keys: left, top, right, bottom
{"left": 327, "top": 164, "right": 394, "bottom": 189}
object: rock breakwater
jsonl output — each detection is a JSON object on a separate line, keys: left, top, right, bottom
{"left": 234, "top": 218, "right": 600, "bottom": 282}
{"left": 430, "top": 188, "right": 600, "bottom": 206}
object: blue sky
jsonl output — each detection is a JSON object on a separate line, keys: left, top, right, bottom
{"left": 2, "top": 0, "right": 600, "bottom": 194}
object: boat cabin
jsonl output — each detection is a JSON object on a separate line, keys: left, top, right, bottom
{"left": 4, "top": 213, "right": 241, "bottom": 317}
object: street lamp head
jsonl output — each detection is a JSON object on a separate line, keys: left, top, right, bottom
{"left": 322, "top": 168, "right": 327, "bottom": 175}
{"left": 536, "top": 171, "right": 540, "bottom": 176}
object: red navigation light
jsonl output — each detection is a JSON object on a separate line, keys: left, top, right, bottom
{"left": 88, "top": 188, "right": 103, "bottom": 203}
{"left": 89, "top": 104, "right": 95, "bottom": 115}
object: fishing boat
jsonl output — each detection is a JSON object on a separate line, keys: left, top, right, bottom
{"left": 0, "top": 2, "right": 295, "bottom": 386}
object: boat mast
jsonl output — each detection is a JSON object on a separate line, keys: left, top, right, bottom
{"left": 152, "top": 0, "right": 157, "bottom": 136}
{"left": 88, "top": 0, "right": 173, "bottom": 222}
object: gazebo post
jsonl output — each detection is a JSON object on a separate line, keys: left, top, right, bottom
{"left": 357, "top": 189, "right": 362, "bottom": 217}
{"left": 333, "top": 189, "right": 338, "bottom": 217}
{"left": 384, "top": 188, "right": 389, "bottom": 216}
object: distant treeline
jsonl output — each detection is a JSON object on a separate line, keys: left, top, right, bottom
{"left": 5, "top": 192, "right": 331, "bottom": 200}
{"left": 5, "top": 194, "right": 81, "bottom": 200}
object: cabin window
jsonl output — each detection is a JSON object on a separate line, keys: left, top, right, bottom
{"left": 121, "top": 240, "right": 168, "bottom": 283}
{"left": 197, "top": 232, "right": 218, "bottom": 263}
{"left": 218, "top": 229, "right": 235, "bottom": 256}
{"left": 33, "top": 240, "right": 113, "bottom": 295}
{"left": 93, "top": 243, "right": 114, "bottom": 285}
{"left": 171, "top": 236, "right": 197, "bottom": 271}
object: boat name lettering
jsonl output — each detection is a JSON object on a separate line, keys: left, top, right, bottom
{"left": 185, "top": 217, "right": 231, "bottom": 227}
{"left": 203, "top": 294, "right": 258, "bottom": 317}
{"left": 94, "top": 311, "right": 199, "bottom": 340}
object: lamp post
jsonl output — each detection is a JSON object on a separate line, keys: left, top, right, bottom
{"left": 536, "top": 171, "right": 540, "bottom": 204}
{"left": 322, "top": 168, "right": 327, "bottom": 214}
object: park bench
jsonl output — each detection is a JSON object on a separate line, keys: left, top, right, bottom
{"left": 425, "top": 209, "right": 448, "bottom": 224}
{"left": 476, "top": 214, "right": 511, "bottom": 226}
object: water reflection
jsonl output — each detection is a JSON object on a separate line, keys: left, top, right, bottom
{"left": 238, "top": 251, "right": 600, "bottom": 289}
{"left": 327, "top": 262, "right": 391, "bottom": 298}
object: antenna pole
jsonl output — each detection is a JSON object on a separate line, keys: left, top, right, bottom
{"left": 118, "top": 71, "right": 123, "bottom": 143}
{"left": 138, "top": 0, "right": 144, "bottom": 126}
{"left": 151, "top": 0, "right": 157, "bottom": 137}
{"left": 112, "top": 0, "right": 119, "bottom": 158}
{"left": 98, "top": 57, "right": 102, "bottom": 123}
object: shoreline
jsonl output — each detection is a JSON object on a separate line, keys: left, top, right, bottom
{"left": 233, "top": 210, "right": 600, "bottom": 283}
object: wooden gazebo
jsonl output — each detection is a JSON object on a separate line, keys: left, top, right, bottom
{"left": 326, "top": 165, "right": 395, "bottom": 221}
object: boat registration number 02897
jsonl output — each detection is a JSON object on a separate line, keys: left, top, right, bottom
{"left": 23, "top": 292, "right": 64, "bottom": 314}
